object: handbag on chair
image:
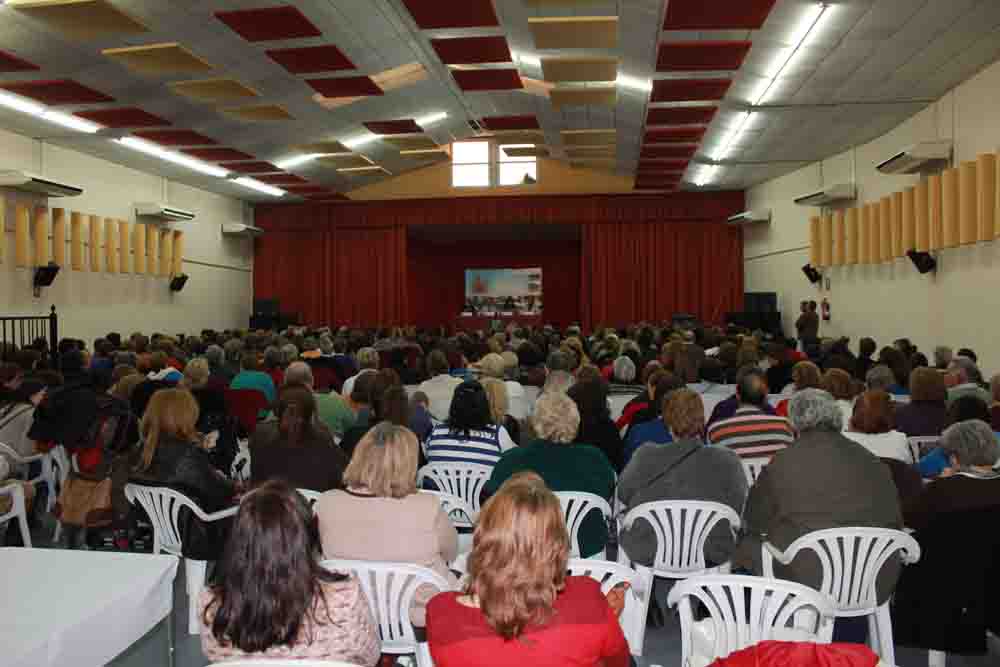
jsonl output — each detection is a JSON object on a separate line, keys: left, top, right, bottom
{"left": 54, "top": 473, "right": 113, "bottom": 528}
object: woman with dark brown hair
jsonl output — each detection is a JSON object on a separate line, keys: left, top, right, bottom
{"left": 201, "top": 480, "right": 379, "bottom": 665}
{"left": 426, "top": 473, "right": 630, "bottom": 667}
{"left": 822, "top": 368, "right": 856, "bottom": 430}
{"left": 844, "top": 390, "right": 912, "bottom": 463}
{"left": 775, "top": 361, "right": 823, "bottom": 416}
{"left": 894, "top": 367, "right": 949, "bottom": 437}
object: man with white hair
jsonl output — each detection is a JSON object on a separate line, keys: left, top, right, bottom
{"left": 735, "top": 388, "right": 903, "bottom": 603}
{"left": 285, "top": 361, "right": 355, "bottom": 437}
{"left": 945, "top": 356, "right": 990, "bottom": 407}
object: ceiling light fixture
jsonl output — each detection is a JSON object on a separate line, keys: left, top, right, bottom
{"left": 692, "top": 164, "right": 720, "bottom": 187}
{"left": 415, "top": 111, "right": 448, "bottom": 126}
{"left": 617, "top": 74, "right": 652, "bottom": 94}
{"left": 116, "top": 137, "right": 230, "bottom": 178}
{"left": 0, "top": 90, "right": 102, "bottom": 134}
{"left": 274, "top": 153, "right": 328, "bottom": 169}
{"left": 342, "top": 132, "right": 378, "bottom": 150}
{"left": 232, "top": 177, "right": 286, "bottom": 197}
{"left": 511, "top": 51, "right": 541, "bottom": 69}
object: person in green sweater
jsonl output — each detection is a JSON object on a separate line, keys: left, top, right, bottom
{"left": 484, "top": 390, "right": 615, "bottom": 558}
{"left": 284, "top": 361, "right": 355, "bottom": 438}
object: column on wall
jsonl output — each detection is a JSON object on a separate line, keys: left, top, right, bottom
{"left": 879, "top": 197, "right": 891, "bottom": 262}
{"left": 118, "top": 221, "right": 130, "bottom": 273}
{"left": 891, "top": 191, "right": 903, "bottom": 258}
{"left": 70, "top": 212, "right": 84, "bottom": 270}
{"left": 977, "top": 153, "right": 995, "bottom": 242}
{"left": 941, "top": 167, "right": 959, "bottom": 247}
{"left": 104, "top": 217, "right": 117, "bottom": 274}
{"left": 14, "top": 204, "right": 29, "bottom": 267}
{"left": 172, "top": 230, "right": 184, "bottom": 276}
{"left": 88, "top": 214, "right": 101, "bottom": 272}
{"left": 860, "top": 203, "right": 871, "bottom": 263}
{"left": 52, "top": 208, "right": 66, "bottom": 266}
{"left": 809, "top": 216, "right": 820, "bottom": 266}
{"left": 901, "top": 186, "right": 915, "bottom": 253}
{"left": 146, "top": 223, "right": 157, "bottom": 276}
{"left": 133, "top": 222, "right": 146, "bottom": 274}
{"left": 833, "top": 210, "right": 845, "bottom": 265}
{"left": 159, "top": 228, "right": 172, "bottom": 277}
{"left": 33, "top": 206, "right": 47, "bottom": 267}
{"left": 846, "top": 207, "right": 859, "bottom": 264}
{"left": 915, "top": 179, "right": 929, "bottom": 252}
{"left": 820, "top": 214, "right": 833, "bottom": 266}
{"left": 958, "top": 160, "right": 977, "bottom": 245}
{"left": 929, "top": 173, "right": 943, "bottom": 250}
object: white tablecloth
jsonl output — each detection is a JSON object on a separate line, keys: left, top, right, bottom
{"left": 0, "top": 548, "right": 179, "bottom": 667}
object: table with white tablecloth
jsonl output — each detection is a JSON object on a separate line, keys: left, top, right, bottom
{"left": 0, "top": 548, "right": 179, "bottom": 667}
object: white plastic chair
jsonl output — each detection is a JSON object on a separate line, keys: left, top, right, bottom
{"left": 297, "top": 488, "right": 322, "bottom": 511}
{"left": 124, "top": 483, "right": 239, "bottom": 634}
{"left": 231, "top": 446, "right": 251, "bottom": 482}
{"left": 419, "top": 489, "right": 476, "bottom": 529}
{"left": 321, "top": 558, "right": 454, "bottom": 667}
{"left": 205, "top": 660, "right": 365, "bottom": 667}
{"left": 741, "top": 456, "right": 769, "bottom": 487}
{"left": 0, "top": 482, "right": 31, "bottom": 547}
{"left": 555, "top": 491, "right": 613, "bottom": 559}
{"left": 907, "top": 436, "right": 940, "bottom": 463}
{"left": 667, "top": 574, "right": 836, "bottom": 667}
{"left": 567, "top": 558, "right": 653, "bottom": 656}
{"left": 416, "top": 462, "right": 491, "bottom": 521}
{"left": 762, "top": 527, "right": 921, "bottom": 666}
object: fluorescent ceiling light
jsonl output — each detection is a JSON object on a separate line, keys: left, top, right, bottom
{"left": 415, "top": 111, "right": 448, "bottom": 127}
{"left": 0, "top": 90, "right": 101, "bottom": 134}
{"left": 337, "top": 165, "right": 384, "bottom": 173}
{"left": 116, "top": 137, "right": 230, "bottom": 178}
{"left": 617, "top": 74, "right": 652, "bottom": 94}
{"left": 0, "top": 90, "right": 45, "bottom": 115}
{"left": 275, "top": 153, "right": 327, "bottom": 169}
{"left": 693, "top": 165, "right": 720, "bottom": 187}
{"left": 511, "top": 51, "right": 541, "bottom": 69}
{"left": 710, "top": 111, "right": 752, "bottom": 161}
{"left": 343, "top": 133, "right": 378, "bottom": 150}
{"left": 233, "top": 177, "right": 285, "bottom": 197}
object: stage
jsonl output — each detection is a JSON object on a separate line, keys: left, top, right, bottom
{"left": 453, "top": 313, "right": 543, "bottom": 331}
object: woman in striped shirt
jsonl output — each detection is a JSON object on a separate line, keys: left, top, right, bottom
{"left": 425, "top": 380, "right": 516, "bottom": 468}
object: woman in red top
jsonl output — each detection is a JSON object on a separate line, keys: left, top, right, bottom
{"left": 427, "top": 472, "right": 630, "bottom": 667}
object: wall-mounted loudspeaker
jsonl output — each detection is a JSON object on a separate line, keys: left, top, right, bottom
{"left": 801, "top": 264, "right": 822, "bottom": 284}
{"left": 33, "top": 262, "right": 60, "bottom": 287}
{"left": 906, "top": 250, "right": 937, "bottom": 274}
{"left": 169, "top": 273, "right": 189, "bottom": 292}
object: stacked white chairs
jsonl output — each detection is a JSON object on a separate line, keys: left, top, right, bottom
{"left": 567, "top": 558, "right": 653, "bottom": 657}
{"left": 0, "top": 482, "right": 31, "bottom": 547}
{"left": 762, "top": 527, "right": 921, "bottom": 666}
{"left": 667, "top": 574, "right": 836, "bottom": 667}
{"left": 555, "top": 491, "right": 613, "bottom": 559}
{"left": 419, "top": 489, "right": 476, "bottom": 529}
{"left": 741, "top": 457, "right": 770, "bottom": 487}
{"left": 124, "top": 483, "right": 239, "bottom": 634}
{"left": 416, "top": 462, "right": 491, "bottom": 523}
{"left": 907, "top": 436, "right": 939, "bottom": 464}
{"left": 231, "top": 446, "right": 251, "bottom": 482}
{"left": 322, "top": 558, "right": 454, "bottom": 667}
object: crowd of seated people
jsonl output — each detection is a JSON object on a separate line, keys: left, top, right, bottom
{"left": 1, "top": 320, "right": 999, "bottom": 664}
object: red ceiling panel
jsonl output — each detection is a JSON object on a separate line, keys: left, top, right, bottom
{"left": 657, "top": 41, "right": 752, "bottom": 72}
{"left": 479, "top": 115, "right": 540, "bottom": 131}
{"left": 283, "top": 185, "right": 332, "bottom": 193}
{"left": 306, "top": 76, "right": 382, "bottom": 97}
{"left": 256, "top": 174, "right": 308, "bottom": 185}
{"left": 634, "top": 183, "right": 678, "bottom": 191}
{"left": 401, "top": 0, "right": 499, "bottom": 29}
{"left": 73, "top": 108, "right": 169, "bottom": 128}
{"left": 219, "top": 161, "right": 282, "bottom": 173}
{"left": 0, "top": 49, "right": 40, "bottom": 72}
{"left": 215, "top": 5, "right": 322, "bottom": 42}
{"left": 643, "top": 127, "right": 706, "bottom": 144}
{"left": 266, "top": 45, "right": 354, "bottom": 74}
{"left": 306, "top": 193, "right": 349, "bottom": 201}
{"left": 664, "top": 0, "right": 777, "bottom": 30}
{"left": 181, "top": 148, "right": 255, "bottom": 161}
{"left": 133, "top": 130, "right": 217, "bottom": 146}
{"left": 452, "top": 69, "right": 522, "bottom": 92}
{"left": 0, "top": 79, "right": 113, "bottom": 105}
{"left": 646, "top": 106, "right": 717, "bottom": 126}
{"left": 637, "top": 159, "right": 689, "bottom": 170}
{"left": 640, "top": 145, "right": 697, "bottom": 159}
{"left": 363, "top": 119, "right": 422, "bottom": 135}
{"left": 651, "top": 78, "right": 730, "bottom": 103}
{"left": 431, "top": 36, "right": 511, "bottom": 65}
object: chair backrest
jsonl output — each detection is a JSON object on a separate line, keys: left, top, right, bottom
{"left": 320, "top": 558, "right": 454, "bottom": 654}
{"left": 567, "top": 558, "right": 653, "bottom": 656}
{"left": 667, "top": 574, "right": 836, "bottom": 665}
{"left": 206, "top": 660, "right": 365, "bottom": 667}
{"left": 231, "top": 447, "right": 251, "bottom": 482}
{"left": 224, "top": 389, "right": 269, "bottom": 436}
{"left": 0, "top": 482, "right": 26, "bottom": 524}
{"left": 770, "top": 527, "right": 921, "bottom": 613}
{"left": 416, "top": 462, "right": 492, "bottom": 518}
{"left": 907, "top": 436, "right": 940, "bottom": 462}
{"left": 418, "top": 489, "right": 476, "bottom": 528}
{"left": 297, "top": 488, "right": 322, "bottom": 510}
{"left": 620, "top": 500, "right": 741, "bottom": 576}
{"left": 741, "top": 456, "right": 769, "bottom": 487}
{"left": 555, "top": 491, "right": 613, "bottom": 558}
{"left": 124, "top": 483, "right": 204, "bottom": 556}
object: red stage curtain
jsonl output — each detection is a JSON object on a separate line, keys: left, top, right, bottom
{"left": 581, "top": 221, "right": 743, "bottom": 327}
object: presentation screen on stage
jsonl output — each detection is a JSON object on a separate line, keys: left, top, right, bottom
{"left": 464, "top": 268, "right": 543, "bottom": 315}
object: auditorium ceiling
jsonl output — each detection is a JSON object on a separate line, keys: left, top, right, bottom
{"left": 0, "top": 0, "right": 999, "bottom": 201}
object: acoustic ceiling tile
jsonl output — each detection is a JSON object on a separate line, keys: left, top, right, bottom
{"left": 181, "top": 148, "right": 255, "bottom": 161}
{"left": 221, "top": 104, "right": 294, "bottom": 121}
{"left": 637, "top": 159, "right": 690, "bottom": 171}
{"left": 102, "top": 43, "right": 213, "bottom": 76}
{"left": 479, "top": 115, "right": 540, "bottom": 131}
{"left": 266, "top": 45, "right": 355, "bottom": 74}
{"left": 317, "top": 154, "right": 373, "bottom": 169}
{"left": 664, "top": 0, "right": 778, "bottom": 30}
{"left": 493, "top": 131, "right": 546, "bottom": 144}
{"left": 401, "top": 0, "right": 499, "bottom": 29}
{"left": 431, "top": 36, "right": 511, "bottom": 65}
{"left": 363, "top": 119, "right": 422, "bottom": 135}
{"left": 502, "top": 146, "right": 549, "bottom": 158}
{"left": 0, "top": 49, "right": 40, "bottom": 72}
{"left": 73, "top": 107, "right": 169, "bottom": 128}
{"left": 528, "top": 16, "right": 619, "bottom": 49}
{"left": 6, "top": 0, "right": 148, "bottom": 41}
{"left": 282, "top": 184, "right": 332, "bottom": 193}
{"left": 646, "top": 106, "right": 718, "bottom": 126}
{"left": 0, "top": 79, "right": 114, "bottom": 105}
{"left": 651, "top": 78, "right": 731, "bottom": 102}
{"left": 132, "top": 129, "right": 217, "bottom": 146}
{"left": 561, "top": 129, "right": 616, "bottom": 146}
{"left": 640, "top": 145, "right": 697, "bottom": 159}
{"left": 569, "top": 158, "right": 616, "bottom": 170}
{"left": 256, "top": 174, "right": 309, "bottom": 184}
{"left": 295, "top": 141, "right": 351, "bottom": 154}
{"left": 565, "top": 145, "right": 616, "bottom": 158}
{"left": 214, "top": 5, "right": 322, "bottom": 42}
{"left": 643, "top": 126, "right": 706, "bottom": 144}
{"left": 307, "top": 76, "right": 383, "bottom": 97}
{"left": 452, "top": 69, "right": 523, "bottom": 91}
{"left": 550, "top": 86, "right": 616, "bottom": 108}
{"left": 657, "top": 41, "right": 752, "bottom": 72}
{"left": 540, "top": 57, "right": 618, "bottom": 83}
{"left": 384, "top": 135, "right": 439, "bottom": 151}
{"left": 169, "top": 78, "right": 258, "bottom": 103}
{"left": 218, "top": 161, "right": 282, "bottom": 174}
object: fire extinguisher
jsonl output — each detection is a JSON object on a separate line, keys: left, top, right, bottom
{"left": 821, "top": 298, "right": 831, "bottom": 321}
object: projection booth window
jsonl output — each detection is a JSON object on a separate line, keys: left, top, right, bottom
{"left": 452, "top": 141, "right": 490, "bottom": 188}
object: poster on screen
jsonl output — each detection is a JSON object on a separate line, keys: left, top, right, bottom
{"left": 463, "top": 268, "right": 543, "bottom": 315}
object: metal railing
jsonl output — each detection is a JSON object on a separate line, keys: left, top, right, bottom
{"left": 0, "top": 306, "right": 59, "bottom": 368}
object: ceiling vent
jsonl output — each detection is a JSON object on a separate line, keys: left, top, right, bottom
{"left": 135, "top": 202, "right": 196, "bottom": 222}
{"left": 726, "top": 209, "right": 771, "bottom": 225}
{"left": 222, "top": 222, "right": 263, "bottom": 237}
{"left": 793, "top": 184, "right": 856, "bottom": 207}
{"left": 876, "top": 140, "right": 952, "bottom": 175}
{"left": 0, "top": 170, "right": 82, "bottom": 197}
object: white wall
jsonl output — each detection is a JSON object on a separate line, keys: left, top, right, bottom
{"left": 0, "top": 128, "right": 253, "bottom": 346}
{"left": 745, "top": 56, "right": 1000, "bottom": 375}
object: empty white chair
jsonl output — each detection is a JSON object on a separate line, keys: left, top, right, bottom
{"left": 0, "top": 482, "right": 31, "bottom": 547}
{"left": 555, "top": 491, "right": 613, "bottom": 559}
{"left": 567, "top": 558, "right": 653, "bottom": 656}
{"left": 231, "top": 445, "right": 251, "bottom": 482}
{"left": 297, "top": 488, "right": 322, "bottom": 510}
{"left": 419, "top": 489, "right": 476, "bottom": 529}
{"left": 907, "top": 436, "right": 940, "bottom": 463}
{"left": 321, "top": 558, "right": 454, "bottom": 667}
{"left": 205, "top": 660, "right": 365, "bottom": 667}
{"left": 416, "top": 462, "right": 491, "bottom": 522}
{"left": 124, "top": 483, "right": 239, "bottom": 634}
{"left": 762, "top": 527, "right": 921, "bottom": 666}
{"left": 741, "top": 456, "right": 770, "bottom": 487}
{"left": 668, "top": 574, "right": 836, "bottom": 667}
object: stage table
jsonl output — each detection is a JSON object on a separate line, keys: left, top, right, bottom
{"left": 454, "top": 313, "right": 543, "bottom": 331}
{"left": 0, "top": 548, "right": 179, "bottom": 667}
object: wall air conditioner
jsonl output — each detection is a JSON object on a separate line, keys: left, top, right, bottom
{"left": 726, "top": 209, "right": 771, "bottom": 225}
{"left": 793, "top": 184, "right": 855, "bottom": 207}
{"left": 0, "top": 170, "right": 82, "bottom": 197}
{"left": 222, "top": 222, "right": 264, "bottom": 237}
{"left": 134, "top": 202, "right": 196, "bottom": 222}
{"left": 876, "top": 140, "right": 952, "bottom": 175}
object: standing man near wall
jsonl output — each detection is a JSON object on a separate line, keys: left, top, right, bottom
{"left": 795, "top": 301, "right": 819, "bottom": 353}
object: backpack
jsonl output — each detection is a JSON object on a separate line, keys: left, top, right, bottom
{"left": 76, "top": 395, "right": 136, "bottom": 475}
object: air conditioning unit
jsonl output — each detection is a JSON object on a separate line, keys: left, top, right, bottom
{"left": 727, "top": 209, "right": 771, "bottom": 225}
{"left": 134, "top": 202, "right": 196, "bottom": 222}
{"left": 222, "top": 222, "right": 264, "bottom": 237}
{"left": 0, "top": 170, "right": 82, "bottom": 197}
{"left": 876, "top": 140, "right": 952, "bottom": 175}
{"left": 793, "top": 184, "right": 855, "bottom": 207}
